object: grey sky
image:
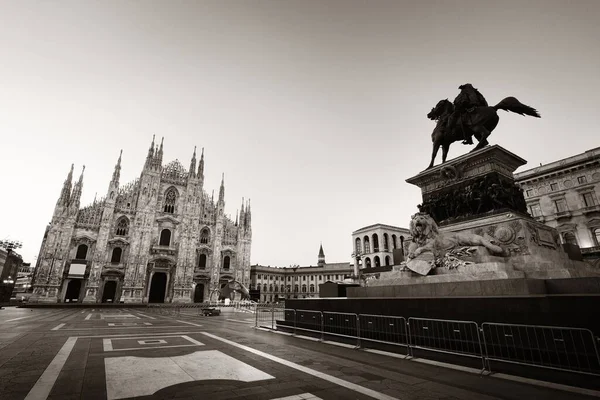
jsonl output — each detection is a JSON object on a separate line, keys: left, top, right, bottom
{"left": 1, "top": 0, "right": 599, "bottom": 267}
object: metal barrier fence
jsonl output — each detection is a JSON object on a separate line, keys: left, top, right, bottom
{"left": 481, "top": 322, "right": 600, "bottom": 375}
{"left": 408, "top": 317, "right": 485, "bottom": 369}
{"left": 251, "top": 306, "right": 600, "bottom": 377}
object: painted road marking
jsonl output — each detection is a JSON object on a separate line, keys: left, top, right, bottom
{"left": 105, "top": 349, "right": 274, "bottom": 399}
{"left": 85, "top": 313, "right": 92, "bottom": 320}
{"left": 107, "top": 322, "right": 152, "bottom": 327}
{"left": 138, "top": 339, "right": 167, "bottom": 345}
{"left": 136, "top": 312, "right": 156, "bottom": 320}
{"left": 103, "top": 335, "right": 205, "bottom": 352}
{"left": 51, "top": 323, "right": 66, "bottom": 331}
{"left": 226, "top": 318, "right": 254, "bottom": 324}
{"left": 202, "top": 332, "right": 397, "bottom": 400}
{"left": 176, "top": 320, "right": 203, "bottom": 327}
{"left": 5, "top": 316, "right": 35, "bottom": 322}
{"left": 56, "top": 325, "right": 194, "bottom": 331}
{"left": 25, "top": 337, "right": 78, "bottom": 400}
{"left": 271, "top": 394, "right": 323, "bottom": 400}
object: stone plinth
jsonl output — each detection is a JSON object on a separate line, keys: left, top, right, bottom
{"left": 407, "top": 145, "right": 529, "bottom": 225}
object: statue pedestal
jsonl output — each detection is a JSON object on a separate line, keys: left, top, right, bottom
{"left": 365, "top": 145, "right": 600, "bottom": 297}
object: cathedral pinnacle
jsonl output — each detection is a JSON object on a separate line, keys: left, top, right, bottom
{"left": 189, "top": 146, "right": 197, "bottom": 178}
{"left": 58, "top": 163, "right": 75, "bottom": 205}
{"left": 219, "top": 173, "right": 225, "bottom": 203}
{"left": 197, "top": 147, "right": 204, "bottom": 177}
{"left": 112, "top": 150, "right": 122, "bottom": 184}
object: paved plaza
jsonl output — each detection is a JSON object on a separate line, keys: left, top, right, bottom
{"left": 0, "top": 307, "right": 598, "bottom": 400}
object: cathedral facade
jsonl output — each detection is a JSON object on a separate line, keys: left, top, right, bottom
{"left": 31, "top": 137, "right": 252, "bottom": 304}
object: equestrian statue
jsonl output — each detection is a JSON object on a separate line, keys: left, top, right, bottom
{"left": 426, "top": 84, "right": 540, "bottom": 169}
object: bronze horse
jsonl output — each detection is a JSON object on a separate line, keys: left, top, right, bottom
{"left": 426, "top": 97, "right": 540, "bottom": 169}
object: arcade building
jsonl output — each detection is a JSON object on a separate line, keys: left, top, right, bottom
{"left": 31, "top": 137, "right": 252, "bottom": 303}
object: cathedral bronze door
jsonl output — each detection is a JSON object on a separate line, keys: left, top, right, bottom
{"left": 102, "top": 281, "right": 117, "bottom": 303}
{"left": 64, "top": 280, "right": 81, "bottom": 303}
{"left": 193, "top": 283, "right": 204, "bottom": 303}
{"left": 149, "top": 272, "right": 167, "bottom": 303}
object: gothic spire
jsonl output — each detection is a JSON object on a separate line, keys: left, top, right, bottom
{"left": 189, "top": 146, "right": 197, "bottom": 178}
{"left": 218, "top": 173, "right": 225, "bottom": 203}
{"left": 145, "top": 135, "right": 155, "bottom": 169}
{"left": 318, "top": 242, "right": 325, "bottom": 266}
{"left": 235, "top": 210, "right": 238, "bottom": 226}
{"left": 58, "top": 163, "right": 75, "bottom": 205}
{"left": 197, "top": 147, "right": 204, "bottom": 177}
{"left": 71, "top": 165, "right": 85, "bottom": 207}
{"left": 112, "top": 150, "right": 122, "bottom": 184}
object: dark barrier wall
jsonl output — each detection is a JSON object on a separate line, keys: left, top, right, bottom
{"left": 285, "top": 295, "right": 600, "bottom": 336}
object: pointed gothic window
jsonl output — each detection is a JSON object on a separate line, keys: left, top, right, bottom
{"left": 116, "top": 218, "right": 129, "bottom": 236}
{"left": 76, "top": 244, "right": 88, "bottom": 260}
{"left": 111, "top": 247, "right": 122, "bottom": 263}
{"left": 163, "top": 187, "right": 177, "bottom": 213}
{"left": 159, "top": 229, "right": 171, "bottom": 246}
{"left": 200, "top": 228, "right": 210, "bottom": 244}
{"left": 198, "top": 254, "right": 207, "bottom": 269}
{"left": 223, "top": 255, "right": 230, "bottom": 270}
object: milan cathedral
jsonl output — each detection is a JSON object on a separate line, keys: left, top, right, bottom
{"left": 31, "top": 136, "right": 252, "bottom": 303}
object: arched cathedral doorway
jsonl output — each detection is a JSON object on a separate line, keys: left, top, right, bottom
{"left": 193, "top": 283, "right": 205, "bottom": 303}
{"left": 102, "top": 281, "right": 117, "bottom": 303}
{"left": 64, "top": 280, "right": 81, "bottom": 303}
{"left": 149, "top": 272, "right": 167, "bottom": 303}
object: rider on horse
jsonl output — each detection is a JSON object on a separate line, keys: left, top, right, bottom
{"left": 446, "top": 83, "right": 488, "bottom": 145}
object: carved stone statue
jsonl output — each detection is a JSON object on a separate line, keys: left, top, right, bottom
{"left": 405, "top": 213, "right": 506, "bottom": 275}
{"left": 426, "top": 84, "right": 540, "bottom": 169}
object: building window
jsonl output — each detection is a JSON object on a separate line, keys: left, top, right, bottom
{"left": 263, "top": 284, "right": 267, "bottom": 292}
{"left": 302, "top": 276, "right": 306, "bottom": 281}
{"left": 287, "top": 277, "right": 291, "bottom": 281}
{"left": 335, "top": 274, "right": 339, "bottom": 280}
{"left": 163, "top": 187, "right": 177, "bottom": 213}
{"left": 355, "top": 238, "right": 361, "bottom": 254}
{"left": 115, "top": 218, "right": 129, "bottom": 236}
{"left": 582, "top": 192, "right": 596, "bottom": 207}
{"left": 257, "top": 274, "right": 261, "bottom": 279}
{"left": 310, "top": 275, "right": 314, "bottom": 281}
{"left": 302, "top": 284, "right": 307, "bottom": 293}
{"left": 75, "top": 244, "right": 88, "bottom": 260}
{"left": 526, "top": 189, "right": 533, "bottom": 197}
{"left": 365, "top": 257, "right": 371, "bottom": 268}
{"left": 374, "top": 256, "right": 381, "bottom": 268}
{"left": 110, "top": 247, "right": 122, "bottom": 263}
{"left": 159, "top": 229, "right": 171, "bottom": 246}
{"left": 385, "top": 256, "right": 391, "bottom": 266}
{"left": 550, "top": 183, "right": 558, "bottom": 191}
{"left": 563, "top": 232, "right": 578, "bottom": 246}
{"left": 554, "top": 199, "right": 568, "bottom": 213}
{"left": 319, "top": 275, "right": 322, "bottom": 280}
{"left": 383, "top": 233, "right": 389, "bottom": 251}
{"left": 294, "top": 285, "right": 298, "bottom": 292}
{"left": 577, "top": 176, "right": 587, "bottom": 184}
{"left": 392, "top": 234, "right": 397, "bottom": 249}
{"left": 198, "top": 254, "right": 207, "bottom": 269}
{"left": 363, "top": 236, "right": 370, "bottom": 253}
{"left": 528, "top": 203, "right": 543, "bottom": 217}
{"left": 200, "top": 228, "right": 210, "bottom": 244}
{"left": 222, "top": 255, "right": 230, "bottom": 270}
{"left": 372, "top": 234, "right": 379, "bottom": 252}
{"left": 594, "top": 228, "right": 600, "bottom": 246}
{"left": 309, "top": 284, "right": 315, "bottom": 293}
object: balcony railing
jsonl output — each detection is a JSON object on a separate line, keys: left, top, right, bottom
{"left": 150, "top": 244, "right": 178, "bottom": 256}
{"left": 582, "top": 204, "right": 600, "bottom": 215}
{"left": 555, "top": 210, "right": 572, "bottom": 219}
{"left": 581, "top": 246, "right": 600, "bottom": 254}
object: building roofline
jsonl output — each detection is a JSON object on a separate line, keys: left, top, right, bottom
{"left": 515, "top": 147, "right": 600, "bottom": 181}
{"left": 352, "top": 223, "right": 409, "bottom": 235}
